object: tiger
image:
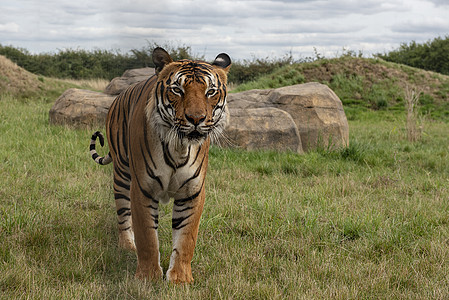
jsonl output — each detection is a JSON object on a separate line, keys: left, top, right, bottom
{"left": 89, "top": 47, "right": 231, "bottom": 283}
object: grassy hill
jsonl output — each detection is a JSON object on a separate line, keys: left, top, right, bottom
{"left": 234, "top": 56, "right": 449, "bottom": 120}
{"left": 0, "top": 55, "right": 45, "bottom": 97}
{"left": 0, "top": 55, "right": 108, "bottom": 101}
{"left": 1, "top": 55, "right": 449, "bottom": 298}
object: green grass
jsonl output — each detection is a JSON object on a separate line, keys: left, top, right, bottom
{"left": 232, "top": 56, "right": 449, "bottom": 122}
{"left": 1, "top": 91, "right": 449, "bottom": 298}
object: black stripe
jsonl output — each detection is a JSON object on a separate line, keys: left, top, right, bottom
{"left": 137, "top": 180, "right": 157, "bottom": 202}
{"left": 92, "top": 153, "right": 99, "bottom": 160}
{"left": 121, "top": 112, "right": 128, "bottom": 153}
{"left": 174, "top": 181, "right": 204, "bottom": 206}
{"left": 90, "top": 143, "right": 95, "bottom": 151}
{"left": 190, "top": 145, "right": 202, "bottom": 166}
{"left": 114, "top": 177, "right": 130, "bottom": 190}
{"left": 98, "top": 131, "right": 105, "bottom": 146}
{"left": 151, "top": 213, "right": 159, "bottom": 224}
{"left": 115, "top": 123, "right": 125, "bottom": 168}
{"left": 147, "top": 204, "right": 158, "bottom": 210}
{"left": 117, "top": 207, "right": 130, "bottom": 215}
{"left": 176, "top": 146, "right": 191, "bottom": 169}
{"left": 143, "top": 118, "right": 157, "bottom": 169}
{"left": 162, "top": 142, "right": 176, "bottom": 170}
{"left": 120, "top": 169, "right": 131, "bottom": 181}
{"left": 140, "top": 143, "right": 163, "bottom": 189}
{"left": 134, "top": 171, "right": 158, "bottom": 203}
{"left": 113, "top": 105, "right": 129, "bottom": 169}
{"left": 114, "top": 193, "right": 130, "bottom": 201}
{"left": 115, "top": 166, "right": 131, "bottom": 182}
{"left": 174, "top": 206, "right": 193, "bottom": 213}
{"left": 179, "top": 154, "right": 205, "bottom": 189}
{"left": 130, "top": 148, "right": 159, "bottom": 204}
{"left": 172, "top": 213, "right": 193, "bottom": 230}
{"left": 129, "top": 79, "right": 149, "bottom": 119}
{"left": 159, "top": 82, "right": 165, "bottom": 105}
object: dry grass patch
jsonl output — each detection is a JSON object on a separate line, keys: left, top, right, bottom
{"left": 0, "top": 55, "right": 43, "bottom": 96}
{"left": 60, "top": 78, "right": 110, "bottom": 92}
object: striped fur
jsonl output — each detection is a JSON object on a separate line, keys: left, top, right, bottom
{"left": 90, "top": 131, "right": 112, "bottom": 165}
{"left": 90, "top": 47, "right": 231, "bottom": 284}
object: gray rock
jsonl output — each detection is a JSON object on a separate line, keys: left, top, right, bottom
{"left": 225, "top": 108, "right": 303, "bottom": 153}
{"left": 50, "top": 79, "right": 348, "bottom": 153}
{"left": 228, "top": 82, "right": 349, "bottom": 151}
{"left": 49, "top": 88, "right": 115, "bottom": 126}
{"left": 104, "top": 67, "right": 155, "bottom": 95}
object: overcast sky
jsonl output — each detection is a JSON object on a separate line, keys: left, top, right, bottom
{"left": 1, "top": 0, "right": 448, "bottom": 61}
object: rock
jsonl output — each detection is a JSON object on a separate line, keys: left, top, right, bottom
{"left": 227, "top": 89, "right": 271, "bottom": 109}
{"left": 268, "top": 82, "right": 349, "bottom": 151}
{"left": 105, "top": 67, "right": 155, "bottom": 95}
{"left": 225, "top": 108, "right": 303, "bottom": 153}
{"left": 228, "top": 82, "right": 349, "bottom": 151}
{"left": 49, "top": 88, "right": 115, "bottom": 126}
{"left": 50, "top": 78, "right": 348, "bottom": 153}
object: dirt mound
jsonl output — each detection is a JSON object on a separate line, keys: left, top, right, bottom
{"left": 299, "top": 57, "right": 449, "bottom": 106}
{"left": 0, "top": 55, "right": 43, "bottom": 96}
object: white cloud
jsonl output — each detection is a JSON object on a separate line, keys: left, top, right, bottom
{"left": 0, "top": 0, "right": 447, "bottom": 60}
{"left": 0, "top": 22, "right": 19, "bottom": 33}
{"left": 391, "top": 17, "right": 449, "bottom": 33}
{"left": 427, "top": 0, "right": 449, "bottom": 6}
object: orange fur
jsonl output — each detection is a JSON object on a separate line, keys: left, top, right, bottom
{"left": 92, "top": 48, "right": 231, "bottom": 283}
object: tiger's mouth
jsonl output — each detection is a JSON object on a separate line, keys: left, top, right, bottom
{"left": 186, "top": 130, "right": 206, "bottom": 141}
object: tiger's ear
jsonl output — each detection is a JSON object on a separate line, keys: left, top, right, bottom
{"left": 153, "top": 47, "right": 173, "bottom": 75}
{"left": 212, "top": 53, "right": 231, "bottom": 73}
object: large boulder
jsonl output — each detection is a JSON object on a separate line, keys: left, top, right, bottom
{"left": 225, "top": 108, "right": 302, "bottom": 153}
{"left": 228, "top": 82, "right": 349, "bottom": 151}
{"left": 49, "top": 88, "right": 115, "bottom": 126}
{"left": 105, "top": 67, "right": 155, "bottom": 95}
{"left": 49, "top": 81, "right": 349, "bottom": 153}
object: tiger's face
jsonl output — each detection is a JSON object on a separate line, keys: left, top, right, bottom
{"left": 150, "top": 48, "right": 231, "bottom": 146}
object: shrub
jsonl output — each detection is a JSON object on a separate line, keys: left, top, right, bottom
{"left": 376, "top": 36, "right": 449, "bottom": 75}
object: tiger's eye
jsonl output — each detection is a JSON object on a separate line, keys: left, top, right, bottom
{"left": 206, "top": 89, "right": 216, "bottom": 97}
{"left": 172, "top": 87, "right": 183, "bottom": 95}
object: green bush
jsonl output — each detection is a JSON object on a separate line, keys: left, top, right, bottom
{"left": 0, "top": 43, "right": 295, "bottom": 85}
{"left": 232, "top": 64, "right": 305, "bottom": 91}
{"left": 228, "top": 54, "right": 295, "bottom": 84}
{"left": 376, "top": 36, "right": 449, "bottom": 75}
{"left": 0, "top": 45, "right": 141, "bottom": 80}
{"left": 0, "top": 42, "right": 201, "bottom": 80}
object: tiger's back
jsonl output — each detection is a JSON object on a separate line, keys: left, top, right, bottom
{"left": 90, "top": 47, "right": 231, "bottom": 283}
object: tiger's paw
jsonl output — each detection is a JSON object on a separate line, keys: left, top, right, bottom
{"left": 166, "top": 264, "right": 194, "bottom": 284}
{"left": 118, "top": 231, "right": 136, "bottom": 252}
{"left": 135, "top": 265, "right": 163, "bottom": 281}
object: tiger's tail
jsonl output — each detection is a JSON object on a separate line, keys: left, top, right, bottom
{"left": 90, "top": 131, "right": 112, "bottom": 165}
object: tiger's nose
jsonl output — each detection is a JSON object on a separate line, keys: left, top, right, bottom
{"left": 185, "top": 113, "right": 206, "bottom": 126}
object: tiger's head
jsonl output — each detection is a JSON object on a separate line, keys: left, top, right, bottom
{"left": 148, "top": 47, "right": 231, "bottom": 147}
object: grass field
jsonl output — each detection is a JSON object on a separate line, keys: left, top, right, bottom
{"left": 1, "top": 85, "right": 449, "bottom": 299}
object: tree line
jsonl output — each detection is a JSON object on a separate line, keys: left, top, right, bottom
{"left": 376, "top": 35, "right": 449, "bottom": 75}
{"left": 0, "top": 42, "right": 293, "bottom": 84}
{"left": 2, "top": 36, "right": 448, "bottom": 83}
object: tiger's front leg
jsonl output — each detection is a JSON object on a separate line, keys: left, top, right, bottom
{"left": 166, "top": 186, "right": 206, "bottom": 284}
{"left": 130, "top": 182, "right": 163, "bottom": 280}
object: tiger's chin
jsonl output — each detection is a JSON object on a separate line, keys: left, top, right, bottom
{"left": 186, "top": 130, "right": 206, "bottom": 141}
{"left": 181, "top": 130, "right": 208, "bottom": 146}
